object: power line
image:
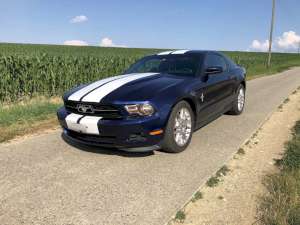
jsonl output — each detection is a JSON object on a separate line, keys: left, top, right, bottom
{"left": 267, "top": 0, "right": 276, "bottom": 68}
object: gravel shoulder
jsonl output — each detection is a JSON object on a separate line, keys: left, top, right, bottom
{"left": 170, "top": 88, "right": 300, "bottom": 225}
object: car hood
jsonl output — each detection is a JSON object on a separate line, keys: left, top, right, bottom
{"left": 65, "top": 73, "right": 189, "bottom": 104}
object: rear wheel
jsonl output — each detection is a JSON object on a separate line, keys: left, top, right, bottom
{"left": 228, "top": 84, "right": 245, "bottom": 115}
{"left": 162, "top": 101, "right": 194, "bottom": 153}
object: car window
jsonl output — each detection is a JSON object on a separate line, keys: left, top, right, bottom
{"left": 126, "top": 55, "right": 200, "bottom": 76}
{"left": 204, "top": 54, "right": 227, "bottom": 71}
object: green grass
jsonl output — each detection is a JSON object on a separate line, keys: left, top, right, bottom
{"left": 259, "top": 121, "right": 300, "bottom": 225}
{"left": 237, "top": 147, "right": 246, "bottom": 155}
{"left": 175, "top": 210, "right": 186, "bottom": 223}
{"left": 191, "top": 191, "right": 203, "bottom": 202}
{"left": 206, "top": 165, "right": 230, "bottom": 187}
{"left": 0, "top": 98, "right": 62, "bottom": 142}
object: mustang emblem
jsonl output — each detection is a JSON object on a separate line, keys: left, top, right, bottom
{"left": 77, "top": 104, "right": 94, "bottom": 114}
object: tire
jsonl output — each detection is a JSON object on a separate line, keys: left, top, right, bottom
{"left": 161, "top": 101, "right": 194, "bottom": 153}
{"left": 228, "top": 84, "right": 245, "bottom": 115}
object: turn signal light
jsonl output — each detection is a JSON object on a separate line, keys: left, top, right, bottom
{"left": 149, "top": 129, "right": 163, "bottom": 136}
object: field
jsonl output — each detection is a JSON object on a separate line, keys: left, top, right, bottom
{"left": 1, "top": 43, "right": 300, "bottom": 103}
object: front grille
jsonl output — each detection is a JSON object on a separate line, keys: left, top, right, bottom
{"left": 65, "top": 100, "right": 123, "bottom": 119}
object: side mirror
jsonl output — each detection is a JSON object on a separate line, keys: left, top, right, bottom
{"left": 205, "top": 66, "right": 223, "bottom": 75}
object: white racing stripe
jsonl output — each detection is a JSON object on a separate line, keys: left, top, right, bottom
{"left": 157, "top": 51, "right": 173, "bottom": 55}
{"left": 79, "top": 116, "right": 102, "bottom": 135}
{"left": 65, "top": 113, "right": 84, "bottom": 132}
{"left": 171, "top": 50, "right": 189, "bottom": 54}
{"left": 65, "top": 113, "right": 102, "bottom": 135}
{"left": 81, "top": 72, "right": 158, "bottom": 103}
{"left": 68, "top": 74, "right": 130, "bottom": 101}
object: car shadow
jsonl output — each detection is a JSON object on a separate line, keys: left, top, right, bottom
{"left": 61, "top": 133, "right": 154, "bottom": 158}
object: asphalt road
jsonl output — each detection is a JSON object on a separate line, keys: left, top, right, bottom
{"left": 1, "top": 68, "right": 300, "bottom": 225}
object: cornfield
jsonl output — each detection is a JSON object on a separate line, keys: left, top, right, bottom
{"left": 1, "top": 43, "right": 300, "bottom": 103}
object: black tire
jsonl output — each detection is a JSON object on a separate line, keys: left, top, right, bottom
{"left": 228, "top": 84, "right": 245, "bottom": 115}
{"left": 161, "top": 101, "right": 195, "bottom": 153}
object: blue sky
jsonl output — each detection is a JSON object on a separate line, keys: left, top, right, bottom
{"left": 1, "top": 0, "right": 300, "bottom": 52}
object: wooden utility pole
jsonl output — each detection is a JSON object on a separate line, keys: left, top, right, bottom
{"left": 267, "top": 0, "right": 276, "bottom": 68}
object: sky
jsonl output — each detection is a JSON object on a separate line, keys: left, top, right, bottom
{"left": 1, "top": 0, "right": 300, "bottom": 52}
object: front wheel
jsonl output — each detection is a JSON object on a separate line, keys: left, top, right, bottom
{"left": 228, "top": 84, "right": 245, "bottom": 115}
{"left": 161, "top": 101, "right": 194, "bottom": 153}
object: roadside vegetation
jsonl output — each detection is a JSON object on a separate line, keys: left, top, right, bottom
{"left": 0, "top": 43, "right": 299, "bottom": 142}
{"left": 258, "top": 120, "right": 300, "bottom": 225}
{"left": 206, "top": 165, "right": 230, "bottom": 187}
{"left": 0, "top": 97, "right": 62, "bottom": 142}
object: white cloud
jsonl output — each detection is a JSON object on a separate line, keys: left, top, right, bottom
{"left": 63, "top": 40, "right": 88, "bottom": 46}
{"left": 99, "top": 37, "right": 127, "bottom": 48}
{"left": 276, "top": 31, "right": 300, "bottom": 49}
{"left": 250, "top": 39, "right": 270, "bottom": 52}
{"left": 70, "top": 15, "right": 88, "bottom": 24}
{"left": 249, "top": 30, "right": 300, "bottom": 52}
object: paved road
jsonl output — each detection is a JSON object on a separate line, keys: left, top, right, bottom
{"left": 1, "top": 68, "right": 300, "bottom": 225}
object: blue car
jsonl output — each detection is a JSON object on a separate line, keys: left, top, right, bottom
{"left": 57, "top": 50, "right": 246, "bottom": 153}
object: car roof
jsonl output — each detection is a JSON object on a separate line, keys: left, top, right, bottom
{"left": 156, "top": 49, "right": 218, "bottom": 56}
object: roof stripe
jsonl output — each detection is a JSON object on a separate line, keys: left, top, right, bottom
{"left": 171, "top": 50, "right": 189, "bottom": 54}
{"left": 157, "top": 51, "right": 173, "bottom": 55}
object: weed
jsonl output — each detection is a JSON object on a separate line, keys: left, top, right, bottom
{"left": 283, "top": 98, "right": 290, "bottom": 104}
{"left": 218, "top": 196, "right": 224, "bottom": 200}
{"left": 216, "top": 165, "right": 230, "bottom": 177}
{"left": 237, "top": 148, "right": 245, "bottom": 155}
{"left": 206, "top": 176, "right": 220, "bottom": 187}
{"left": 175, "top": 210, "right": 186, "bottom": 223}
{"left": 191, "top": 191, "right": 203, "bottom": 202}
{"left": 245, "top": 140, "right": 251, "bottom": 146}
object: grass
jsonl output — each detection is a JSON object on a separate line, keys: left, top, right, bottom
{"left": 258, "top": 120, "right": 300, "bottom": 225}
{"left": 237, "top": 148, "right": 246, "bottom": 155}
{"left": 191, "top": 191, "right": 203, "bottom": 202}
{"left": 175, "top": 210, "right": 186, "bottom": 223}
{"left": 0, "top": 98, "right": 62, "bottom": 142}
{"left": 206, "top": 165, "right": 230, "bottom": 187}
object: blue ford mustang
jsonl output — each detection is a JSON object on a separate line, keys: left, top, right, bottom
{"left": 57, "top": 50, "right": 246, "bottom": 153}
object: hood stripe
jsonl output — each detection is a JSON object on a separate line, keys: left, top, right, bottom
{"left": 81, "top": 73, "right": 158, "bottom": 103}
{"left": 68, "top": 74, "right": 130, "bottom": 101}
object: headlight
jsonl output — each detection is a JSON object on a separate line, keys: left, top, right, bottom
{"left": 125, "top": 103, "right": 155, "bottom": 116}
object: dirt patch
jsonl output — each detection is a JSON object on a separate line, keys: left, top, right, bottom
{"left": 170, "top": 89, "right": 300, "bottom": 225}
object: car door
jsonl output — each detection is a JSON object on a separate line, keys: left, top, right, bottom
{"left": 195, "top": 53, "right": 233, "bottom": 124}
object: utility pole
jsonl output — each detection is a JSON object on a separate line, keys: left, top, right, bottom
{"left": 267, "top": 0, "right": 276, "bottom": 68}
{"left": 298, "top": 41, "right": 300, "bottom": 54}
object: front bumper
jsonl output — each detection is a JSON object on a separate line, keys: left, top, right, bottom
{"left": 57, "top": 107, "right": 164, "bottom": 151}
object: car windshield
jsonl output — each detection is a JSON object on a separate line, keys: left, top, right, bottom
{"left": 125, "top": 54, "right": 201, "bottom": 76}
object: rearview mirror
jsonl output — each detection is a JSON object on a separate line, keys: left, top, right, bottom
{"left": 205, "top": 66, "right": 223, "bottom": 75}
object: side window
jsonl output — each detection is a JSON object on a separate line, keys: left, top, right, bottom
{"left": 204, "top": 54, "right": 227, "bottom": 71}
